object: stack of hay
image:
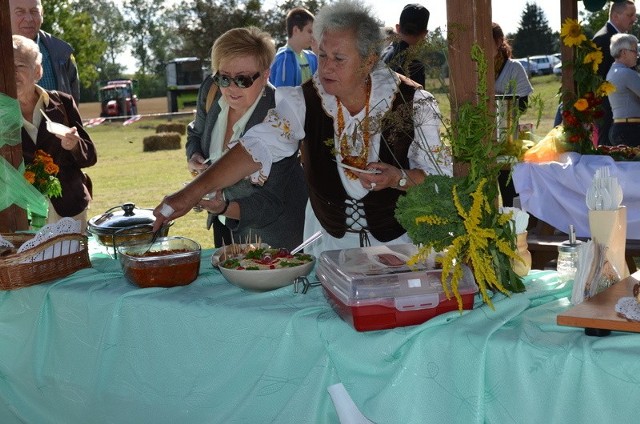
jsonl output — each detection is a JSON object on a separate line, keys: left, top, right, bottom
{"left": 142, "top": 123, "right": 187, "bottom": 152}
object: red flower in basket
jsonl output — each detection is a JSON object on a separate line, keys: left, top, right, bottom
{"left": 24, "top": 149, "right": 62, "bottom": 198}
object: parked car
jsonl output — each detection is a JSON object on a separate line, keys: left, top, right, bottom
{"left": 553, "top": 62, "right": 562, "bottom": 76}
{"left": 514, "top": 58, "right": 540, "bottom": 77}
{"left": 528, "top": 55, "right": 559, "bottom": 75}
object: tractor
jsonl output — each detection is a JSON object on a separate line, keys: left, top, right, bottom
{"left": 99, "top": 80, "right": 138, "bottom": 117}
{"left": 166, "top": 57, "right": 207, "bottom": 113}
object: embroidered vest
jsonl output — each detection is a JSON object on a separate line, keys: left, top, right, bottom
{"left": 301, "top": 79, "right": 416, "bottom": 241}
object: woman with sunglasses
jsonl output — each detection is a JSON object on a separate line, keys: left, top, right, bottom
{"left": 156, "top": 0, "right": 451, "bottom": 256}
{"left": 185, "top": 26, "right": 307, "bottom": 250}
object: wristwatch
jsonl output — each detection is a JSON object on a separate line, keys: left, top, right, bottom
{"left": 397, "top": 169, "right": 408, "bottom": 188}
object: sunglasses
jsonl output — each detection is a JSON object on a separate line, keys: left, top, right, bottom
{"left": 213, "top": 72, "right": 261, "bottom": 88}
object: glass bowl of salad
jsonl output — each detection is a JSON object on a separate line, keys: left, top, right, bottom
{"left": 213, "top": 244, "right": 315, "bottom": 291}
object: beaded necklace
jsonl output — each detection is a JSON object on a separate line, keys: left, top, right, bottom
{"left": 336, "top": 77, "right": 372, "bottom": 179}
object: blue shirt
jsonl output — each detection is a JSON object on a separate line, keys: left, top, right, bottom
{"left": 607, "top": 62, "right": 640, "bottom": 119}
{"left": 37, "top": 35, "right": 58, "bottom": 91}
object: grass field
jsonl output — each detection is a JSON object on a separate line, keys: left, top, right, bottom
{"left": 78, "top": 93, "right": 216, "bottom": 250}
{"left": 78, "top": 75, "right": 561, "bottom": 251}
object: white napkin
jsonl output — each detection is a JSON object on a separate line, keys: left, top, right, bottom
{"left": 500, "top": 207, "right": 530, "bottom": 233}
{"left": 327, "top": 383, "right": 374, "bottom": 424}
{"left": 17, "top": 217, "right": 82, "bottom": 263}
{"left": 571, "top": 240, "right": 619, "bottom": 305}
{"left": 615, "top": 297, "right": 640, "bottom": 321}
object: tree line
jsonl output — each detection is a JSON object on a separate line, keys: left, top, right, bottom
{"left": 41, "top": 1, "right": 624, "bottom": 102}
{"left": 42, "top": 0, "right": 324, "bottom": 102}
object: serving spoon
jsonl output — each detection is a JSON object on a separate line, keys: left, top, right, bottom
{"left": 290, "top": 231, "right": 323, "bottom": 255}
{"left": 142, "top": 225, "right": 164, "bottom": 254}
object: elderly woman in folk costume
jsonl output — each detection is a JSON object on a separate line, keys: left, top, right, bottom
{"left": 153, "top": 0, "right": 451, "bottom": 257}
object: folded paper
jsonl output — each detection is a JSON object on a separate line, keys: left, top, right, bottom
{"left": 588, "top": 207, "right": 629, "bottom": 279}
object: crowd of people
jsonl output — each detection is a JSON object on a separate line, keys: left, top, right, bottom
{"left": 8, "top": 0, "right": 640, "bottom": 252}
{"left": 153, "top": 0, "right": 451, "bottom": 255}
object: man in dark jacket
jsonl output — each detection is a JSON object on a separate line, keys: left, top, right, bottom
{"left": 381, "top": 4, "right": 430, "bottom": 87}
{"left": 592, "top": 0, "right": 637, "bottom": 146}
{"left": 10, "top": 0, "right": 80, "bottom": 104}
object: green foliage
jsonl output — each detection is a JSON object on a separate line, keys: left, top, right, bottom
{"left": 41, "top": 0, "right": 106, "bottom": 93}
{"left": 512, "top": 2, "right": 556, "bottom": 57}
{"left": 85, "top": 118, "right": 215, "bottom": 250}
{"left": 395, "top": 175, "right": 470, "bottom": 252}
{"left": 124, "top": 0, "right": 167, "bottom": 76}
{"left": 442, "top": 44, "right": 503, "bottom": 194}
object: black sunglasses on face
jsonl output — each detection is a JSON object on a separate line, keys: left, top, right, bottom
{"left": 213, "top": 72, "right": 261, "bottom": 88}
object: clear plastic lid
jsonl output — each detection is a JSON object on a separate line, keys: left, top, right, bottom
{"left": 317, "top": 244, "right": 477, "bottom": 305}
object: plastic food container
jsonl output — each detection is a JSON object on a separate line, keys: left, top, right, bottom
{"left": 118, "top": 236, "right": 201, "bottom": 288}
{"left": 317, "top": 244, "right": 477, "bottom": 331}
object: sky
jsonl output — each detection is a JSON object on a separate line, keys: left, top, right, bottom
{"left": 369, "top": 0, "right": 587, "bottom": 34}
{"left": 120, "top": 0, "right": 587, "bottom": 72}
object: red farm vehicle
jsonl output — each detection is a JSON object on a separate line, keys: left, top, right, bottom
{"left": 99, "top": 80, "right": 138, "bottom": 117}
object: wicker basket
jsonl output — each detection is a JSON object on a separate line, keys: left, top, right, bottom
{"left": 0, "top": 233, "right": 91, "bottom": 290}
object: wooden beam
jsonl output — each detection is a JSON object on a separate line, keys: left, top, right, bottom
{"left": 560, "top": 0, "right": 578, "bottom": 102}
{"left": 0, "top": 0, "right": 28, "bottom": 232}
{"left": 446, "top": 0, "right": 494, "bottom": 107}
{"left": 446, "top": 0, "right": 494, "bottom": 178}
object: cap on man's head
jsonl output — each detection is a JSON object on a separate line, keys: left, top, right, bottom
{"left": 399, "top": 4, "right": 430, "bottom": 36}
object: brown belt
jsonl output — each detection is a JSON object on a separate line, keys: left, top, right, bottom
{"left": 614, "top": 118, "right": 640, "bottom": 123}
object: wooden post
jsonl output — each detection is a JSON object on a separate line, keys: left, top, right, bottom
{"left": 560, "top": 0, "right": 578, "bottom": 100}
{"left": 446, "top": 0, "right": 494, "bottom": 177}
{"left": 0, "top": 0, "right": 29, "bottom": 232}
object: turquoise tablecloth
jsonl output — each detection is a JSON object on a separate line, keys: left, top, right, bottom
{"left": 1, "top": 247, "right": 639, "bottom": 424}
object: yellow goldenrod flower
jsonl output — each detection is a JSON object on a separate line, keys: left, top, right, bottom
{"left": 415, "top": 215, "right": 450, "bottom": 225}
{"left": 561, "top": 18, "right": 586, "bottom": 47}
{"left": 574, "top": 98, "right": 589, "bottom": 112}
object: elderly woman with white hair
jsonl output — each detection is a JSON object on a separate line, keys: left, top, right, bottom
{"left": 607, "top": 32, "right": 640, "bottom": 147}
{"left": 153, "top": 0, "right": 452, "bottom": 256}
{"left": 13, "top": 34, "right": 96, "bottom": 230}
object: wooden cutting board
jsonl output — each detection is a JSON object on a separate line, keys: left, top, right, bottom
{"left": 557, "top": 271, "right": 640, "bottom": 334}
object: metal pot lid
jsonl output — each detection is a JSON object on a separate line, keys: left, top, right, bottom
{"left": 88, "top": 202, "right": 156, "bottom": 233}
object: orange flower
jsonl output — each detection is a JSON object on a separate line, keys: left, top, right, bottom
{"left": 574, "top": 98, "right": 589, "bottom": 112}
{"left": 44, "top": 162, "right": 59, "bottom": 175}
{"left": 24, "top": 170, "right": 36, "bottom": 184}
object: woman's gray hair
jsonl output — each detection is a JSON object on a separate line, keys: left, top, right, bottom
{"left": 312, "top": 0, "right": 384, "bottom": 59}
{"left": 610, "top": 33, "right": 638, "bottom": 58}
{"left": 12, "top": 34, "right": 42, "bottom": 66}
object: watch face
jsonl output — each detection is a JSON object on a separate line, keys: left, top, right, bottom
{"left": 398, "top": 170, "right": 408, "bottom": 187}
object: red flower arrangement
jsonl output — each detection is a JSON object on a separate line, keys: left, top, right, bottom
{"left": 559, "top": 18, "right": 615, "bottom": 154}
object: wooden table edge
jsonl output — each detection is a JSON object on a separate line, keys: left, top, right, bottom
{"left": 556, "top": 271, "right": 640, "bottom": 333}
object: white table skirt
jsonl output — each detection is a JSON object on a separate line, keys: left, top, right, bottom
{"left": 513, "top": 152, "right": 640, "bottom": 239}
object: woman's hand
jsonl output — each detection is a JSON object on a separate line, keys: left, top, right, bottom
{"left": 188, "top": 154, "right": 210, "bottom": 177}
{"left": 195, "top": 192, "right": 228, "bottom": 215}
{"left": 57, "top": 127, "right": 81, "bottom": 151}
{"left": 152, "top": 188, "right": 202, "bottom": 231}
{"left": 356, "top": 162, "right": 404, "bottom": 191}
